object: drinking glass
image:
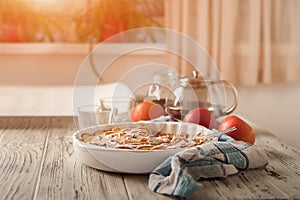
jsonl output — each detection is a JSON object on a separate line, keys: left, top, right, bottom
{"left": 100, "top": 96, "right": 134, "bottom": 122}
{"left": 77, "top": 105, "right": 117, "bottom": 129}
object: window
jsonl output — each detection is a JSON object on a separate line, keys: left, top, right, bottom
{"left": 0, "top": 0, "right": 165, "bottom": 43}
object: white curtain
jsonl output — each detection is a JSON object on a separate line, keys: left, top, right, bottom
{"left": 165, "top": 0, "right": 300, "bottom": 85}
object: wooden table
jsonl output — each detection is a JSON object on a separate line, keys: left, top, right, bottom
{"left": 0, "top": 116, "right": 299, "bottom": 200}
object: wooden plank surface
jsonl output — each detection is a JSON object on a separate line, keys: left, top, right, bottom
{"left": 0, "top": 117, "right": 49, "bottom": 200}
{"left": 254, "top": 127, "right": 300, "bottom": 199}
{"left": 0, "top": 116, "right": 299, "bottom": 200}
{"left": 33, "top": 117, "right": 129, "bottom": 200}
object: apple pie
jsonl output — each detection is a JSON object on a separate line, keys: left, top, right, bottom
{"left": 76, "top": 126, "right": 212, "bottom": 150}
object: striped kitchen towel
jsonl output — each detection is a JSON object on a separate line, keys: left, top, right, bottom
{"left": 148, "top": 136, "right": 268, "bottom": 199}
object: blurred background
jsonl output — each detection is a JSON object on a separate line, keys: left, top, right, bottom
{"left": 0, "top": 0, "right": 299, "bottom": 149}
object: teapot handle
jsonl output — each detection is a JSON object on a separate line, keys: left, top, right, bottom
{"left": 220, "top": 80, "right": 238, "bottom": 115}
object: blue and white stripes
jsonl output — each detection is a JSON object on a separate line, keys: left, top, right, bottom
{"left": 148, "top": 137, "right": 268, "bottom": 199}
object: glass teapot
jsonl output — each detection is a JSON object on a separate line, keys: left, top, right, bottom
{"left": 165, "top": 71, "right": 238, "bottom": 120}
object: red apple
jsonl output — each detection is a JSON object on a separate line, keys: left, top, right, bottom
{"left": 218, "top": 115, "right": 256, "bottom": 144}
{"left": 183, "top": 108, "right": 217, "bottom": 129}
{"left": 131, "top": 101, "right": 165, "bottom": 122}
